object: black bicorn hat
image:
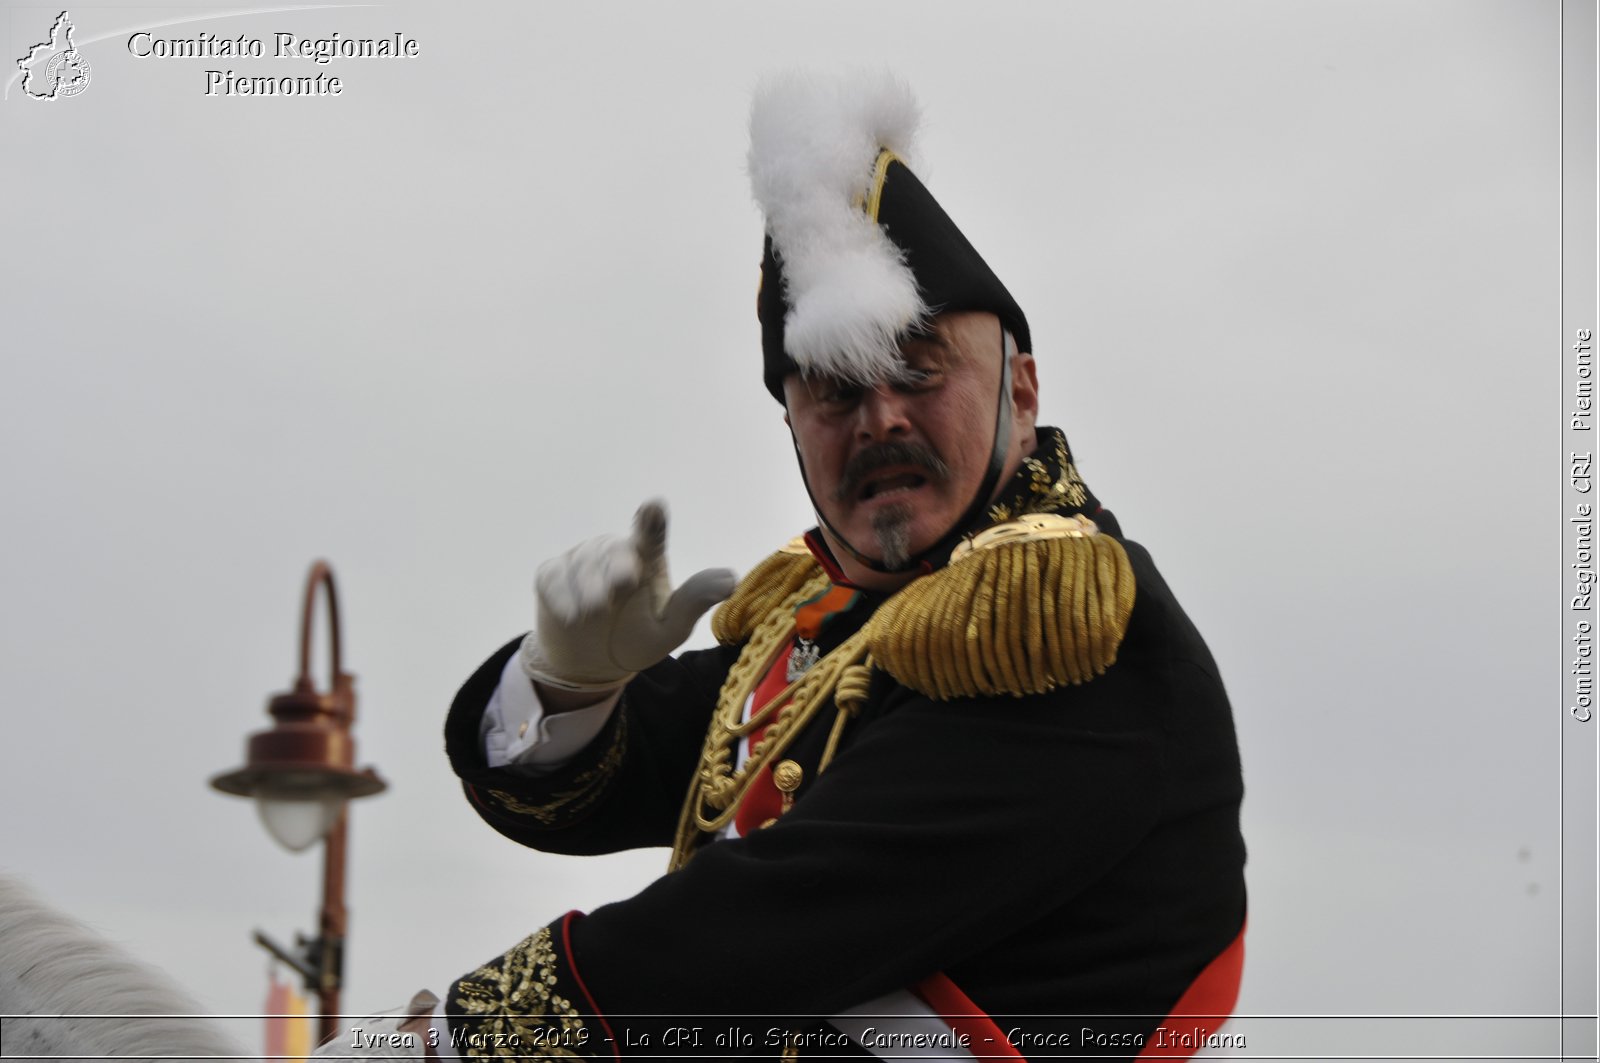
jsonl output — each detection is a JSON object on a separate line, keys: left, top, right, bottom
{"left": 750, "top": 71, "right": 1031, "bottom": 402}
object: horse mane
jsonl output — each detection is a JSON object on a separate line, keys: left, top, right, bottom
{"left": 0, "top": 873, "right": 250, "bottom": 1060}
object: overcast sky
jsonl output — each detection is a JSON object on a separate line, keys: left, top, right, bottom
{"left": 0, "top": 1, "right": 1584, "bottom": 1057}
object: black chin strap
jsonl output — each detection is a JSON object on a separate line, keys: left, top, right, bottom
{"left": 787, "top": 320, "right": 1015, "bottom": 574}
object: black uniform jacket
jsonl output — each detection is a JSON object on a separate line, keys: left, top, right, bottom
{"left": 442, "top": 501, "right": 1246, "bottom": 1061}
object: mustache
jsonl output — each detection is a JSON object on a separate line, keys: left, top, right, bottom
{"left": 834, "top": 441, "right": 951, "bottom": 503}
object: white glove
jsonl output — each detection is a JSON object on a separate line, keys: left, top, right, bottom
{"left": 520, "top": 500, "right": 737, "bottom": 692}
{"left": 312, "top": 989, "right": 438, "bottom": 1059}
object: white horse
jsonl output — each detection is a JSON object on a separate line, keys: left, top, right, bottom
{"left": 0, "top": 873, "right": 251, "bottom": 1062}
{"left": 0, "top": 875, "right": 425, "bottom": 1062}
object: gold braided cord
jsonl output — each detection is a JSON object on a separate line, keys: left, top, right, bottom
{"left": 924, "top": 561, "right": 953, "bottom": 696}
{"left": 709, "top": 541, "right": 819, "bottom": 645}
{"left": 991, "top": 545, "right": 1021, "bottom": 694}
{"left": 833, "top": 657, "right": 874, "bottom": 716}
{"left": 697, "top": 626, "right": 871, "bottom": 822}
{"left": 948, "top": 556, "right": 978, "bottom": 694}
{"left": 671, "top": 568, "right": 862, "bottom": 870}
{"left": 1095, "top": 532, "right": 1122, "bottom": 670}
{"left": 1037, "top": 537, "right": 1061, "bottom": 691}
{"left": 820, "top": 658, "right": 874, "bottom": 771}
{"left": 1022, "top": 538, "right": 1047, "bottom": 691}
{"left": 819, "top": 708, "right": 854, "bottom": 774}
{"left": 1065, "top": 530, "right": 1092, "bottom": 680}
{"left": 670, "top": 520, "right": 1137, "bottom": 870}
{"left": 868, "top": 533, "right": 1136, "bottom": 700}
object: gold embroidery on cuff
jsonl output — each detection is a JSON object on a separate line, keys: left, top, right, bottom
{"left": 485, "top": 711, "right": 629, "bottom": 827}
{"left": 451, "top": 927, "right": 587, "bottom": 1059}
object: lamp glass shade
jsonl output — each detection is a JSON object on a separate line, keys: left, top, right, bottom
{"left": 256, "top": 794, "right": 344, "bottom": 852}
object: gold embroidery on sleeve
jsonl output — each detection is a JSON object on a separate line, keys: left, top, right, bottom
{"left": 486, "top": 713, "right": 629, "bottom": 826}
{"left": 451, "top": 927, "right": 587, "bottom": 1059}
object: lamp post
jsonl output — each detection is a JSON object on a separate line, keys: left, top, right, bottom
{"left": 211, "top": 560, "right": 386, "bottom": 1045}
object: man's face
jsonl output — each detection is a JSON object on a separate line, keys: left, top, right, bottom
{"left": 783, "top": 311, "right": 1039, "bottom": 581}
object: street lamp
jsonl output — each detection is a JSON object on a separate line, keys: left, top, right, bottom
{"left": 211, "top": 560, "right": 387, "bottom": 1045}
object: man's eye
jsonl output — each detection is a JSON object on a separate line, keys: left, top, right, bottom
{"left": 814, "top": 381, "right": 863, "bottom": 406}
{"left": 894, "top": 368, "right": 938, "bottom": 392}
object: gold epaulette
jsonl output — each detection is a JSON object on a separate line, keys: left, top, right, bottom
{"left": 710, "top": 537, "right": 821, "bottom": 645}
{"left": 671, "top": 516, "right": 1134, "bottom": 870}
{"left": 867, "top": 514, "right": 1136, "bottom": 699}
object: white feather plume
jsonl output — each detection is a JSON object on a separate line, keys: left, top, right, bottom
{"left": 748, "top": 70, "right": 927, "bottom": 383}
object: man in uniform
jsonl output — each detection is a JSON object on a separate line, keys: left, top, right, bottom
{"left": 353, "top": 72, "right": 1246, "bottom": 1061}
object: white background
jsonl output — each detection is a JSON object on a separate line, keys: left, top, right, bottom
{"left": 0, "top": 0, "right": 1566, "bottom": 1055}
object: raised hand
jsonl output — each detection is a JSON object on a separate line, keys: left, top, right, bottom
{"left": 519, "top": 500, "right": 737, "bottom": 693}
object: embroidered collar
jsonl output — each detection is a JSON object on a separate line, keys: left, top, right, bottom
{"left": 984, "top": 426, "right": 1096, "bottom": 523}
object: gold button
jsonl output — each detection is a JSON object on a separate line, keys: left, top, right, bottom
{"left": 773, "top": 760, "right": 804, "bottom": 793}
{"left": 518, "top": 720, "right": 529, "bottom": 739}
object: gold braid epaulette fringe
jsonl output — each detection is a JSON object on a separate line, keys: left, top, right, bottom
{"left": 670, "top": 516, "right": 1135, "bottom": 869}
{"left": 710, "top": 537, "right": 820, "bottom": 645}
{"left": 870, "top": 515, "right": 1136, "bottom": 699}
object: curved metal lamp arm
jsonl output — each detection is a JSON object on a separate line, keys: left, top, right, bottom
{"left": 296, "top": 560, "right": 351, "bottom": 719}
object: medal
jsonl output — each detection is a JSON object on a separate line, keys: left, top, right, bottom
{"left": 786, "top": 636, "right": 820, "bottom": 681}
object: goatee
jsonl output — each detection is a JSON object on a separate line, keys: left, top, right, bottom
{"left": 872, "top": 502, "right": 915, "bottom": 570}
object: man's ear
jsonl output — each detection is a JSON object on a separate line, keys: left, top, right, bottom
{"left": 1011, "top": 352, "right": 1040, "bottom": 428}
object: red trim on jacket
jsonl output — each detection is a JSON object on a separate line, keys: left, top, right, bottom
{"left": 911, "top": 973, "right": 1024, "bottom": 1061}
{"left": 464, "top": 783, "right": 491, "bottom": 815}
{"left": 1134, "top": 922, "right": 1246, "bottom": 1061}
{"left": 558, "top": 911, "right": 622, "bottom": 1062}
{"left": 732, "top": 639, "right": 800, "bottom": 836}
